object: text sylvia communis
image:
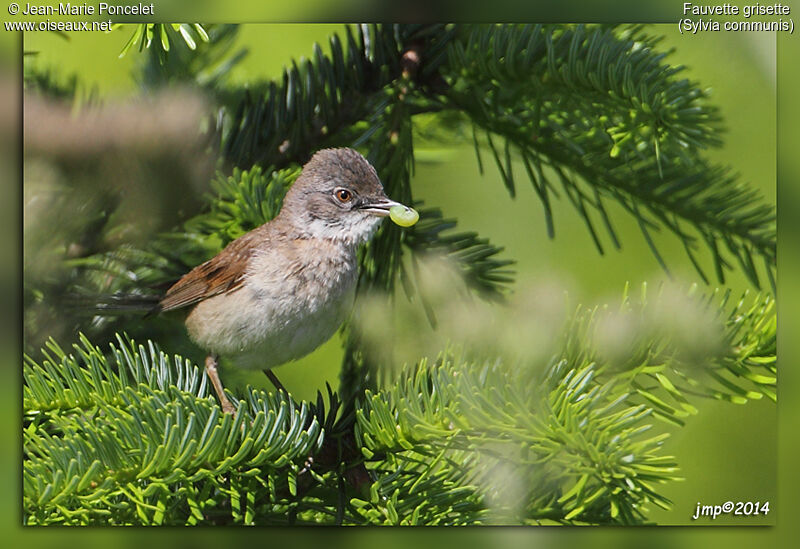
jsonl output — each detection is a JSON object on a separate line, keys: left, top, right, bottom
{"left": 157, "top": 148, "right": 415, "bottom": 413}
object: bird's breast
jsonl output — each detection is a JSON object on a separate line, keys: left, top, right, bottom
{"left": 185, "top": 240, "right": 359, "bottom": 370}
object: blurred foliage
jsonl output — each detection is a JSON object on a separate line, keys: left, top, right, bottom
{"left": 118, "top": 24, "right": 210, "bottom": 65}
{"left": 138, "top": 24, "right": 247, "bottom": 89}
{"left": 23, "top": 285, "right": 774, "bottom": 524}
{"left": 22, "top": 23, "right": 776, "bottom": 525}
{"left": 23, "top": 63, "right": 97, "bottom": 104}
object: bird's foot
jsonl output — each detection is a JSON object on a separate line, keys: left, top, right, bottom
{"left": 220, "top": 398, "right": 236, "bottom": 415}
{"left": 205, "top": 354, "right": 237, "bottom": 414}
{"left": 263, "top": 369, "right": 289, "bottom": 395}
{"left": 298, "top": 455, "right": 314, "bottom": 475}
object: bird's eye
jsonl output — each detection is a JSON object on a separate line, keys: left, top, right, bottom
{"left": 335, "top": 189, "right": 353, "bottom": 203}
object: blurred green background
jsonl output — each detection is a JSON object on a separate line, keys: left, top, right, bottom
{"left": 19, "top": 18, "right": 777, "bottom": 536}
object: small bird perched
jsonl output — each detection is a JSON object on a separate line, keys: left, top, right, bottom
{"left": 157, "top": 148, "right": 415, "bottom": 413}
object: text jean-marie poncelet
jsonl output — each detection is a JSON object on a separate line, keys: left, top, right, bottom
{"left": 21, "top": 2, "right": 154, "bottom": 15}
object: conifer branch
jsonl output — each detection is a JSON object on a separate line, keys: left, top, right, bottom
{"left": 23, "top": 23, "right": 777, "bottom": 526}
{"left": 441, "top": 24, "right": 775, "bottom": 288}
{"left": 23, "top": 287, "right": 775, "bottom": 524}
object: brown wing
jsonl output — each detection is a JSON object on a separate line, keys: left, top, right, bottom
{"left": 159, "top": 230, "right": 262, "bottom": 312}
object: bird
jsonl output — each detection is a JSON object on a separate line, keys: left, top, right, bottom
{"left": 156, "top": 148, "right": 410, "bottom": 413}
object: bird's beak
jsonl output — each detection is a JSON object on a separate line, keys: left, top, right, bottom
{"left": 359, "top": 197, "right": 406, "bottom": 217}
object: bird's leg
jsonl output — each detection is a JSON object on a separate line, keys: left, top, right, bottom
{"left": 205, "top": 354, "right": 235, "bottom": 414}
{"left": 263, "top": 369, "right": 288, "bottom": 395}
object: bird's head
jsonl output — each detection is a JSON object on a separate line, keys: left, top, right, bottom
{"left": 281, "top": 148, "right": 406, "bottom": 244}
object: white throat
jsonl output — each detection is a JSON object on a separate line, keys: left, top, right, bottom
{"left": 300, "top": 213, "right": 384, "bottom": 245}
